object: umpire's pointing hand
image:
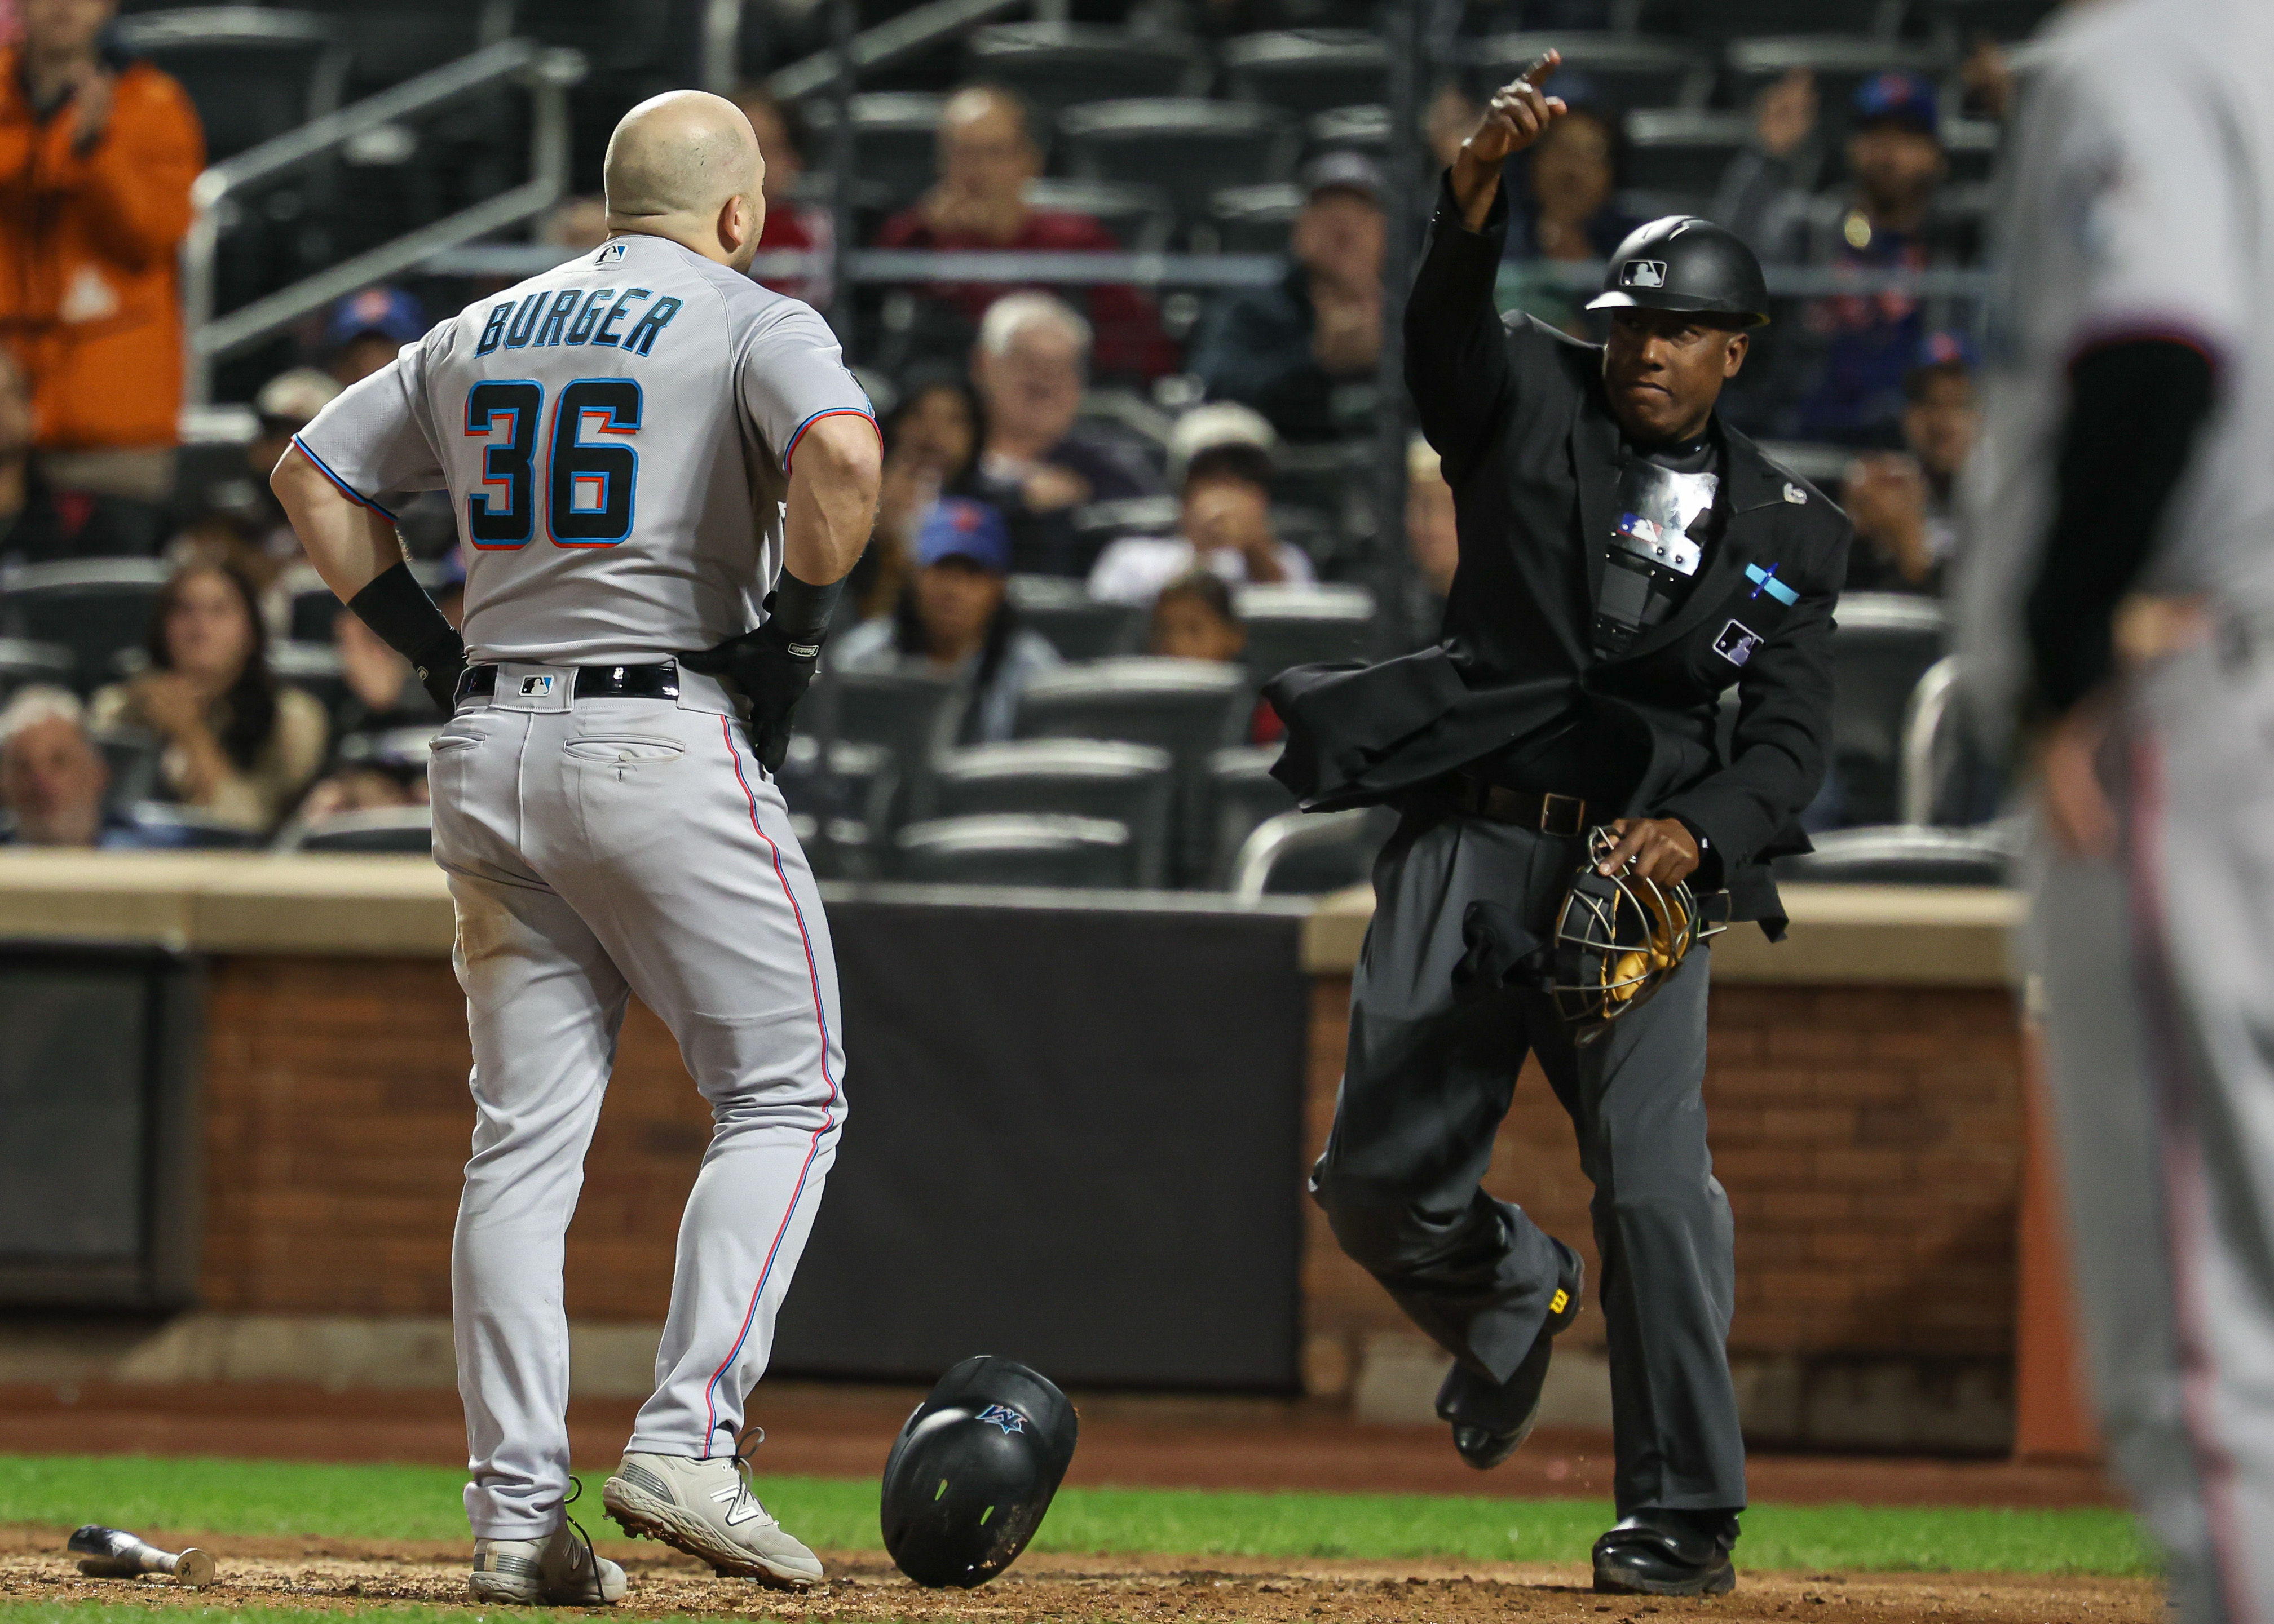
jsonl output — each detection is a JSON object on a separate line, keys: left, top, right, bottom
{"left": 1451, "top": 51, "right": 1568, "bottom": 228}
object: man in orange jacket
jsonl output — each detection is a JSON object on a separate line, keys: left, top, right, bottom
{"left": 0, "top": 0, "right": 202, "bottom": 503}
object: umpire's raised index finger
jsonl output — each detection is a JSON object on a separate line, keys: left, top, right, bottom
{"left": 1521, "top": 48, "right": 1561, "bottom": 86}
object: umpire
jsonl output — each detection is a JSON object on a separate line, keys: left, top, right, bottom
{"left": 1271, "top": 56, "right": 1847, "bottom": 1599}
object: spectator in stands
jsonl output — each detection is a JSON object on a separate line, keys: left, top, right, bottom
{"left": 332, "top": 605, "right": 441, "bottom": 738}
{"left": 854, "top": 366, "right": 982, "bottom": 622}
{"left": 1712, "top": 68, "right": 1824, "bottom": 255}
{"left": 294, "top": 731, "right": 427, "bottom": 826}
{"left": 1405, "top": 434, "right": 1458, "bottom": 641}
{"left": 1499, "top": 105, "right": 1635, "bottom": 337}
{"left": 1191, "top": 152, "right": 1385, "bottom": 443}
{"left": 1147, "top": 569, "right": 1283, "bottom": 745}
{"left": 0, "top": 346, "right": 157, "bottom": 562}
{"left": 834, "top": 497, "right": 1062, "bottom": 745}
{"left": 324, "top": 286, "right": 426, "bottom": 389}
{"left": 0, "top": 0, "right": 202, "bottom": 505}
{"left": 735, "top": 86, "right": 832, "bottom": 308}
{"left": 239, "top": 366, "right": 339, "bottom": 563}
{"left": 538, "top": 195, "right": 610, "bottom": 256}
{"left": 91, "top": 561, "right": 326, "bottom": 831}
{"left": 1720, "top": 73, "right": 1976, "bottom": 445}
{"left": 1842, "top": 331, "right": 1980, "bottom": 596}
{"left": 969, "top": 292, "right": 1163, "bottom": 577}
{"left": 875, "top": 85, "right": 1173, "bottom": 380}
{"left": 0, "top": 685, "right": 110, "bottom": 845}
{"left": 1089, "top": 411, "right": 1314, "bottom": 605}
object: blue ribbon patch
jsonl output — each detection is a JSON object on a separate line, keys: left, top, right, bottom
{"left": 1745, "top": 562, "right": 1799, "bottom": 605}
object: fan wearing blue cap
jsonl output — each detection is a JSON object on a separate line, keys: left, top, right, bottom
{"left": 325, "top": 286, "right": 428, "bottom": 388}
{"left": 1841, "top": 330, "right": 1979, "bottom": 596}
{"left": 832, "top": 497, "right": 1061, "bottom": 743}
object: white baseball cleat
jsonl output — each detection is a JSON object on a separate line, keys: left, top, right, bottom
{"left": 602, "top": 1440, "right": 824, "bottom": 1590}
{"left": 468, "top": 1521, "right": 628, "bottom": 1605}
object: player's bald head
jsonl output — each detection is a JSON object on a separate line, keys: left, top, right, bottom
{"left": 604, "top": 90, "right": 763, "bottom": 225}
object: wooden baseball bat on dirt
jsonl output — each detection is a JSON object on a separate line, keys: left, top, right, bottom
{"left": 68, "top": 1525, "right": 215, "bottom": 1587}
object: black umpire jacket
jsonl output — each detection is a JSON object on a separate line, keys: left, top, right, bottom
{"left": 1266, "top": 179, "right": 1851, "bottom": 940}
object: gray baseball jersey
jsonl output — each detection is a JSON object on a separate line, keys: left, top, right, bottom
{"left": 295, "top": 233, "right": 873, "bottom": 665}
{"left": 1961, "top": 6, "right": 2274, "bottom": 1620}
{"left": 293, "top": 234, "right": 868, "bottom": 1545}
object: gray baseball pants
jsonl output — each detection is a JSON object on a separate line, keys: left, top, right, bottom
{"left": 2024, "top": 638, "right": 2274, "bottom": 1623}
{"left": 1310, "top": 811, "right": 1746, "bottom": 1516}
{"left": 427, "top": 662, "right": 845, "bottom": 1541}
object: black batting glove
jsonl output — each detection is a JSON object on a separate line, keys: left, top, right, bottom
{"left": 412, "top": 627, "right": 468, "bottom": 714}
{"left": 681, "top": 614, "right": 819, "bottom": 773}
{"left": 348, "top": 562, "right": 467, "bottom": 714}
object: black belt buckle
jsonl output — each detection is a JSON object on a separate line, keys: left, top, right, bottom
{"left": 1537, "top": 792, "right": 1587, "bottom": 837}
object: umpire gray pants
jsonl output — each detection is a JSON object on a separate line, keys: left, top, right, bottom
{"left": 1310, "top": 811, "right": 1746, "bottom": 1516}
{"left": 2024, "top": 636, "right": 2274, "bottom": 1624}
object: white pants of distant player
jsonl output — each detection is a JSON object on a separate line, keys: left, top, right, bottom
{"left": 428, "top": 662, "right": 845, "bottom": 1539}
{"left": 2024, "top": 637, "right": 2274, "bottom": 1624}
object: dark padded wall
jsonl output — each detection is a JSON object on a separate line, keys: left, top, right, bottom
{"left": 772, "top": 900, "right": 1309, "bottom": 1391}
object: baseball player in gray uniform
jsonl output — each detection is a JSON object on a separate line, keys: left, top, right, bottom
{"left": 1958, "top": 3, "right": 2274, "bottom": 1618}
{"left": 273, "top": 91, "right": 881, "bottom": 1605}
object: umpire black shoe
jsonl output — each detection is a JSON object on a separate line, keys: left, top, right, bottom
{"left": 1591, "top": 1510, "right": 1739, "bottom": 1597}
{"left": 1435, "top": 1240, "right": 1585, "bottom": 1471}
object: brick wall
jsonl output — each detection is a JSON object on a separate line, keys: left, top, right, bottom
{"left": 1300, "top": 976, "right": 2026, "bottom": 1376}
{"left": 198, "top": 954, "right": 2025, "bottom": 1399}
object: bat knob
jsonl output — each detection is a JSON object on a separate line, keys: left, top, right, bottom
{"left": 171, "top": 1550, "right": 215, "bottom": 1588}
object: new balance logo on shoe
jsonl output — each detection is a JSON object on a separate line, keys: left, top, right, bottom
{"left": 709, "top": 1483, "right": 765, "bottom": 1526}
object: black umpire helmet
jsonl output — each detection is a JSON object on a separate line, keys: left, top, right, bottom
{"left": 1586, "top": 215, "right": 1771, "bottom": 329}
{"left": 881, "top": 1355, "right": 1079, "bottom": 1588}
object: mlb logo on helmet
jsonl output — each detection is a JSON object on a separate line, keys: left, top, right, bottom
{"left": 1621, "top": 260, "right": 1668, "bottom": 289}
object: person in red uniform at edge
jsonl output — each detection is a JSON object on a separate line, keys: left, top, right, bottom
{"left": 875, "top": 84, "right": 1176, "bottom": 382}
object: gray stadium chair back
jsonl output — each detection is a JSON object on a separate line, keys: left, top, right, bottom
{"left": 1230, "top": 806, "right": 1394, "bottom": 898}
{"left": 1830, "top": 594, "right": 1949, "bottom": 828}
{"left": 1235, "top": 583, "right": 1374, "bottom": 687}
{"left": 0, "top": 559, "right": 175, "bottom": 693}
{"left": 1203, "top": 744, "right": 1296, "bottom": 888}
{"left": 114, "top": 7, "right": 350, "bottom": 161}
{"left": 1059, "top": 99, "right": 1300, "bottom": 224}
{"left": 1024, "top": 179, "right": 1174, "bottom": 254}
{"left": 895, "top": 812, "right": 1137, "bottom": 888}
{"left": 1221, "top": 30, "right": 1387, "bottom": 115}
{"left": 1723, "top": 37, "right": 1954, "bottom": 139}
{"left": 931, "top": 738, "right": 1176, "bottom": 887}
{"left": 814, "top": 665, "right": 964, "bottom": 823}
{"left": 773, "top": 736, "right": 899, "bottom": 880}
{"left": 1621, "top": 108, "right": 1754, "bottom": 206}
{"left": 0, "top": 639, "right": 75, "bottom": 706}
{"left": 800, "top": 94, "right": 948, "bottom": 211}
{"left": 1306, "top": 105, "right": 1387, "bottom": 157}
{"left": 1209, "top": 181, "right": 1305, "bottom": 254}
{"left": 1006, "top": 576, "right": 1147, "bottom": 662}
{"left": 118, "top": 800, "right": 264, "bottom": 848}
{"left": 1773, "top": 823, "right": 2015, "bottom": 887}
{"left": 966, "top": 24, "right": 1204, "bottom": 114}
{"left": 288, "top": 806, "right": 435, "bottom": 853}
{"left": 1014, "top": 657, "right": 1251, "bottom": 758}
{"left": 1477, "top": 33, "right": 1716, "bottom": 110}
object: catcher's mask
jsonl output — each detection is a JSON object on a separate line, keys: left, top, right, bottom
{"left": 1551, "top": 826, "right": 1727, "bottom": 1039}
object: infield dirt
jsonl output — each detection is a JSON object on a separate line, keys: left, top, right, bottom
{"left": 0, "top": 1529, "right": 2158, "bottom": 1623}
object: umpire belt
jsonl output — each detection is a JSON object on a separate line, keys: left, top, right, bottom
{"left": 457, "top": 661, "right": 682, "bottom": 706}
{"left": 1447, "top": 773, "right": 1589, "bottom": 837}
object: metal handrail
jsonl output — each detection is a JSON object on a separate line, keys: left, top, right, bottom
{"left": 765, "top": 0, "right": 1035, "bottom": 100}
{"left": 181, "top": 37, "right": 588, "bottom": 403}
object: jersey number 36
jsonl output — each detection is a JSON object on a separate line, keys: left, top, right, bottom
{"left": 464, "top": 377, "right": 641, "bottom": 549}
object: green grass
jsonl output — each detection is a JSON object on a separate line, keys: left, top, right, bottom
{"left": 0, "top": 1454, "right": 2158, "bottom": 1578}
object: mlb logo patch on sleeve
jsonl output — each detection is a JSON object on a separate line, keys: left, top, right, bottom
{"left": 1713, "top": 620, "right": 1764, "bottom": 667}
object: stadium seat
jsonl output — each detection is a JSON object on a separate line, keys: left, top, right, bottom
{"left": 964, "top": 24, "right": 1203, "bottom": 114}
{"left": 270, "top": 640, "right": 351, "bottom": 731}
{"left": 1209, "top": 182, "right": 1305, "bottom": 254}
{"left": 90, "top": 727, "right": 165, "bottom": 813}
{"left": 113, "top": 8, "right": 350, "bottom": 162}
{"left": 0, "top": 639, "right": 74, "bottom": 706}
{"left": 1306, "top": 105, "right": 1387, "bottom": 157}
{"left": 1024, "top": 179, "right": 1174, "bottom": 254}
{"left": 1070, "top": 497, "right": 1181, "bottom": 574}
{"left": 1895, "top": 653, "right": 2006, "bottom": 829}
{"left": 1269, "top": 441, "right": 1371, "bottom": 530}
{"left": 814, "top": 666, "right": 964, "bottom": 824}
{"left": 1007, "top": 576, "right": 1147, "bottom": 662}
{"left": 1475, "top": 33, "right": 1716, "bottom": 110}
{"left": 286, "top": 806, "right": 435, "bottom": 853}
{"left": 1202, "top": 744, "right": 1296, "bottom": 888}
{"left": 1237, "top": 583, "right": 1374, "bottom": 687}
{"left": 773, "top": 735, "right": 899, "bottom": 879}
{"left": 1229, "top": 806, "right": 1394, "bottom": 897}
{"left": 1221, "top": 30, "right": 1387, "bottom": 116}
{"left": 0, "top": 559, "right": 173, "bottom": 694}
{"left": 931, "top": 738, "right": 1176, "bottom": 887}
{"left": 1723, "top": 38, "right": 1955, "bottom": 139}
{"left": 1014, "top": 657, "right": 1251, "bottom": 757}
{"left": 1059, "top": 100, "right": 1301, "bottom": 227}
{"left": 1774, "top": 823, "right": 2015, "bottom": 886}
{"left": 117, "top": 802, "right": 264, "bottom": 849}
{"left": 1620, "top": 109, "right": 1755, "bottom": 208}
{"left": 894, "top": 812, "right": 1137, "bottom": 888}
{"left": 800, "top": 94, "right": 948, "bottom": 213}
{"left": 1829, "top": 593, "right": 1947, "bottom": 829}
{"left": 334, "top": 724, "right": 437, "bottom": 769}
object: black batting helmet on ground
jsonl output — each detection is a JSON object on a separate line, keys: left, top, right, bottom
{"left": 1586, "top": 216, "right": 1771, "bottom": 328}
{"left": 880, "top": 1355, "right": 1079, "bottom": 1588}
